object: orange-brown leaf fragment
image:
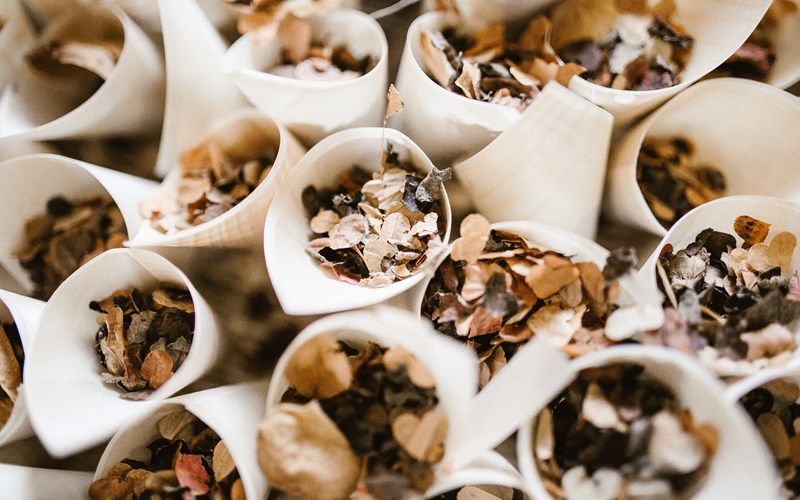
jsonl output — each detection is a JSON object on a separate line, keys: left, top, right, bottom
{"left": 451, "top": 214, "right": 491, "bottom": 265}
{"left": 175, "top": 454, "right": 210, "bottom": 496}
{"left": 88, "top": 475, "right": 134, "bottom": 500}
{"left": 734, "top": 215, "right": 770, "bottom": 248}
{"left": 385, "top": 83, "right": 404, "bottom": 121}
{"left": 0, "top": 324, "right": 21, "bottom": 402}
{"left": 140, "top": 349, "right": 174, "bottom": 390}
{"left": 382, "top": 345, "right": 436, "bottom": 389}
{"left": 285, "top": 335, "right": 353, "bottom": 399}
{"left": 526, "top": 255, "right": 580, "bottom": 298}
{"left": 213, "top": 440, "right": 236, "bottom": 482}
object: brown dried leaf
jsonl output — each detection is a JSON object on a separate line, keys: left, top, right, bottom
{"left": 555, "top": 62, "right": 586, "bottom": 87}
{"left": 451, "top": 214, "right": 491, "bottom": 265}
{"left": 582, "top": 383, "right": 627, "bottom": 432}
{"left": 213, "top": 440, "right": 236, "bottom": 482}
{"left": 391, "top": 410, "right": 448, "bottom": 463}
{"left": 385, "top": 83, "right": 404, "bottom": 121}
{"left": 647, "top": 411, "right": 706, "bottom": 474}
{"left": 734, "top": 215, "right": 771, "bottom": 248}
{"left": 770, "top": 231, "right": 797, "bottom": 276}
{"left": 535, "top": 408, "right": 555, "bottom": 461}
{"left": 285, "top": 335, "right": 353, "bottom": 399}
{"left": 741, "top": 323, "right": 796, "bottom": 361}
{"left": 140, "top": 349, "right": 174, "bottom": 390}
{"left": 175, "top": 454, "right": 210, "bottom": 495}
{"left": 257, "top": 401, "right": 361, "bottom": 499}
{"left": 758, "top": 412, "right": 791, "bottom": 461}
{"left": 88, "top": 476, "right": 134, "bottom": 500}
{"left": 550, "top": 0, "right": 620, "bottom": 50}
{"left": 309, "top": 210, "right": 340, "bottom": 234}
{"left": 152, "top": 286, "right": 194, "bottom": 313}
{"left": 31, "top": 40, "right": 121, "bottom": 80}
{"left": 231, "top": 478, "right": 246, "bottom": 500}
{"left": 420, "top": 30, "right": 457, "bottom": 87}
{"left": 0, "top": 324, "right": 21, "bottom": 402}
{"left": 525, "top": 255, "right": 580, "bottom": 298}
{"left": 158, "top": 410, "right": 196, "bottom": 441}
{"left": 383, "top": 345, "right": 436, "bottom": 389}
{"left": 278, "top": 15, "right": 312, "bottom": 64}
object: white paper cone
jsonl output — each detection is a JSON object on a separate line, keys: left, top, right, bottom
{"left": 0, "top": 0, "right": 36, "bottom": 93}
{"left": 0, "top": 6, "right": 165, "bottom": 141}
{"left": 264, "top": 127, "right": 452, "bottom": 316}
{"left": 154, "top": 0, "right": 249, "bottom": 179}
{"left": 426, "top": 451, "right": 526, "bottom": 498}
{"left": 266, "top": 307, "right": 480, "bottom": 480}
{"left": 220, "top": 8, "right": 389, "bottom": 146}
{"left": 0, "top": 137, "right": 57, "bottom": 163}
{"left": 0, "top": 154, "right": 157, "bottom": 295}
{"left": 768, "top": 6, "right": 800, "bottom": 89}
{"left": 0, "top": 464, "right": 94, "bottom": 499}
{"left": 564, "top": 0, "right": 772, "bottom": 125}
{"left": 449, "top": 0, "right": 556, "bottom": 29}
{"left": 516, "top": 345, "right": 781, "bottom": 500}
{"left": 726, "top": 357, "right": 800, "bottom": 404}
{"left": 94, "top": 382, "right": 269, "bottom": 500}
{"left": 23, "top": 248, "right": 222, "bottom": 458}
{"left": 454, "top": 82, "right": 612, "bottom": 239}
{"left": 131, "top": 109, "right": 306, "bottom": 249}
{"left": 606, "top": 78, "right": 800, "bottom": 237}
{"left": 107, "top": 0, "right": 237, "bottom": 33}
{"left": 0, "top": 289, "right": 45, "bottom": 447}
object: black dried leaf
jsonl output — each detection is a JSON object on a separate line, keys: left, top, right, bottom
{"left": 743, "top": 290, "right": 800, "bottom": 330}
{"left": 483, "top": 272, "right": 518, "bottom": 318}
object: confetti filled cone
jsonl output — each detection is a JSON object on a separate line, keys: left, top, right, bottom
{"left": 94, "top": 382, "right": 269, "bottom": 500}
{"left": 23, "top": 248, "right": 221, "bottom": 457}
{"left": 154, "top": 0, "right": 249, "bottom": 178}
{"left": 0, "top": 464, "right": 94, "bottom": 500}
{"left": 264, "top": 127, "right": 452, "bottom": 316}
{"left": 516, "top": 345, "right": 781, "bottom": 499}
{"left": 131, "top": 109, "right": 305, "bottom": 249}
{"left": 0, "top": 289, "right": 45, "bottom": 447}
{"left": 606, "top": 78, "right": 800, "bottom": 237}
{"left": 454, "top": 82, "right": 613, "bottom": 239}
{"left": 220, "top": 8, "right": 388, "bottom": 146}
{"left": 0, "top": 6, "right": 164, "bottom": 141}
{"left": 0, "top": 154, "right": 157, "bottom": 295}
{"left": 0, "top": 0, "right": 36, "bottom": 93}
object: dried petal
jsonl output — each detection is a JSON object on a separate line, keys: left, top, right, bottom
{"left": 175, "top": 454, "right": 210, "bottom": 495}
{"left": 382, "top": 345, "right": 436, "bottom": 389}
{"left": 284, "top": 336, "right": 353, "bottom": 398}
{"left": 735, "top": 215, "right": 771, "bottom": 248}
{"left": 213, "top": 440, "right": 236, "bottom": 482}
{"left": 648, "top": 411, "right": 706, "bottom": 474}
{"left": 451, "top": 214, "right": 491, "bottom": 265}
{"left": 140, "top": 349, "right": 174, "bottom": 390}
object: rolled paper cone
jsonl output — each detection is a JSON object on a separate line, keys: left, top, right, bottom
{"left": 0, "top": 289, "right": 45, "bottom": 447}
{"left": 263, "top": 127, "right": 452, "bottom": 316}
{"left": 426, "top": 451, "right": 526, "bottom": 497}
{"left": 516, "top": 345, "right": 781, "bottom": 499}
{"left": 605, "top": 78, "right": 800, "bottom": 237}
{"left": 131, "top": 109, "right": 306, "bottom": 249}
{"left": 726, "top": 357, "right": 800, "bottom": 404}
{"left": 94, "top": 382, "right": 269, "bottom": 500}
{"left": 219, "top": 8, "right": 389, "bottom": 146}
{"left": 0, "top": 0, "right": 36, "bottom": 92}
{"left": 768, "top": 7, "right": 800, "bottom": 89}
{"left": 450, "top": 0, "right": 555, "bottom": 29}
{"left": 0, "top": 6, "right": 165, "bottom": 141}
{"left": 265, "top": 307, "right": 480, "bottom": 477}
{"left": 564, "top": 0, "right": 772, "bottom": 126}
{"left": 0, "top": 154, "right": 157, "bottom": 295}
{"left": 454, "top": 82, "right": 612, "bottom": 239}
{"left": 0, "top": 138, "right": 57, "bottom": 162}
{"left": 112, "top": 0, "right": 237, "bottom": 33}
{"left": 154, "top": 0, "right": 249, "bottom": 179}
{"left": 23, "top": 248, "right": 222, "bottom": 457}
{"left": 0, "top": 464, "right": 94, "bottom": 499}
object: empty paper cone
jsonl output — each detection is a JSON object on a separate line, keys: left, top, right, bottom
{"left": 562, "top": 0, "right": 772, "bottom": 125}
{"left": 265, "top": 307, "right": 480, "bottom": 479}
{"left": 132, "top": 109, "right": 305, "bottom": 249}
{"left": 0, "top": 464, "right": 94, "bottom": 499}
{"left": 0, "top": 6, "right": 164, "bottom": 141}
{"left": 23, "top": 248, "right": 221, "bottom": 457}
{"left": 220, "top": 8, "right": 388, "bottom": 146}
{"left": 606, "top": 78, "right": 800, "bottom": 237}
{"left": 426, "top": 451, "right": 526, "bottom": 498}
{"left": 516, "top": 345, "right": 781, "bottom": 499}
{"left": 454, "top": 82, "right": 612, "bottom": 239}
{"left": 94, "top": 382, "right": 268, "bottom": 500}
{"left": 154, "top": 0, "right": 249, "bottom": 179}
{"left": 0, "top": 154, "right": 157, "bottom": 296}
{"left": 0, "top": 289, "right": 45, "bottom": 447}
{"left": 264, "top": 127, "right": 452, "bottom": 316}
{"left": 0, "top": 0, "right": 36, "bottom": 93}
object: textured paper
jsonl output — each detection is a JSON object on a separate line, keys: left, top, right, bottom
{"left": 220, "top": 8, "right": 388, "bottom": 145}
{"left": 0, "top": 464, "right": 94, "bottom": 500}
{"left": 94, "top": 382, "right": 269, "bottom": 500}
{"left": 606, "top": 78, "right": 800, "bottom": 236}
{"left": 0, "top": 5, "right": 164, "bottom": 141}
{"left": 0, "top": 154, "right": 157, "bottom": 295}
{"left": 131, "top": 109, "right": 306, "bottom": 248}
{"left": 516, "top": 345, "right": 782, "bottom": 499}
{"left": 455, "top": 82, "right": 613, "bottom": 239}
{"left": 23, "top": 248, "right": 221, "bottom": 457}
{"left": 264, "top": 127, "right": 452, "bottom": 316}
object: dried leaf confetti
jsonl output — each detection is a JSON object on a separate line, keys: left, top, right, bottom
{"left": 0, "top": 321, "right": 23, "bottom": 429}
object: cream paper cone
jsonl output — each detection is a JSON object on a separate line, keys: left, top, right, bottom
{"left": 0, "top": 153, "right": 157, "bottom": 295}
{"left": 23, "top": 248, "right": 221, "bottom": 458}
{"left": 0, "top": 464, "right": 94, "bottom": 499}
{"left": 449, "top": 0, "right": 555, "bottom": 29}
{"left": 0, "top": 138, "right": 56, "bottom": 162}
{"left": 265, "top": 307, "right": 481, "bottom": 487}
{"left": 767, "top": 5, "right": 800, "bottom": 89}
{"left": 107, "top": 0, "right": 237, "bottom": 33}
{"left": 726, "top": 357, "right": 800, "bottom": 404}
{"left": 0, "top": 0, "right": 36, "bottom": 92}
{"left": 131, "top": 109, "right": 306, "bottom": 249}
{"left": 220, "top": 8, "right": 388, "bottom": 146}
{"left": 0, "top": 289, "right": 45, "bottom": 447}
{"left": 263, "top": 127, "right": 452, "bottom": 316}
{"left": 454, "top": 81, "right": 612, "bottom": 239}
{"left": 0, "top": 5, "right": 165, "bottom": 141}
{"left": 425, "top": 451, "right": 526, "bottom": 498}
{"left": 154, "top": 0, "right": 249, "bottom": 179}
{"left": 94, "top": 382, "right": 269, "bottom": 500}
{"left": 606, "top": 78, "right": 800, "bottom": 237}
{"left": 563, "top": 0, "right": 772, "bottom": 126}
{"left": 516, "top": 345, "right": 781, "bottom": 499}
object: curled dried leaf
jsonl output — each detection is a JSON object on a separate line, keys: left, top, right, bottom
{"left": 285, "top": 335, "right": 353, "bottom": 399}
{"left": 735, "top": 215, "right": 771, "bottom": 248}
{"left": 175, "top": 454, "right": 210, "bottom": 495}
{"left": 451, "top": 214, "right": 491, "bottom": 265}
{"left": 382, "top": 345, "right": 436, "bottom": 389}
{"left": 140, "top": 349, "right": 174, "bottom": 390}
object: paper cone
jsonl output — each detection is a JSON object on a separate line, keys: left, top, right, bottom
{"left": 0, "top": 138, "right": 56, "bottom": 162}
{"left": 767, "top": 5, "right": 800, "bottom": 89}
{"left": 131, "top": 109, "right": 305, "bottom": 249}
{"left": 23, "top": 248, "right": 222, "bottom": 457}
{"left": 110, "top": 0, "right": 237, "bottom": 33}
{"left": 265, "top": 307, "right": 481, "bottom": 482}
{"left": 454, "top": 82, "right": 612, "bottom": 239}
{"left": 154, "top": 0, "right": 249, "bottom": 179}
{"left": 0, "top": 0, "right": 36, "bottom": 93}
{"left": 448, "top": 0, "right": 555, "bottom": 29}
{"left": 606, "top": 78, "right": 800, "bottom": 237}
{"left": 726, "top": 357, "right": 800, "bottom": 404}
{"left": 0, "top": 153, "right": 157, "bottom": 295}
{"left": 426, "top": 451, "right": 526, "bottom": 498}
{"left": 0, "top": 464, "right": 94, "bottom": 499}
{"left": 220, "top": 8, "right": 389, "bottom": 146}
{"left": 94, "top": 382, "right": 269, "bottom": 500}
{"left": 0, "top": 5, "right": 165, "bottom": 141}
{"left": 264, "top": 127, "right": 452, "bottom": 316}
{"left": 563, "top": 0, "right": 772, "bottom": 125}
{"left": 0, "top": 289, "right": 45, "bottom": 447}
{"left": 516, "top": 345, "right": 781, "bottom": 499}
